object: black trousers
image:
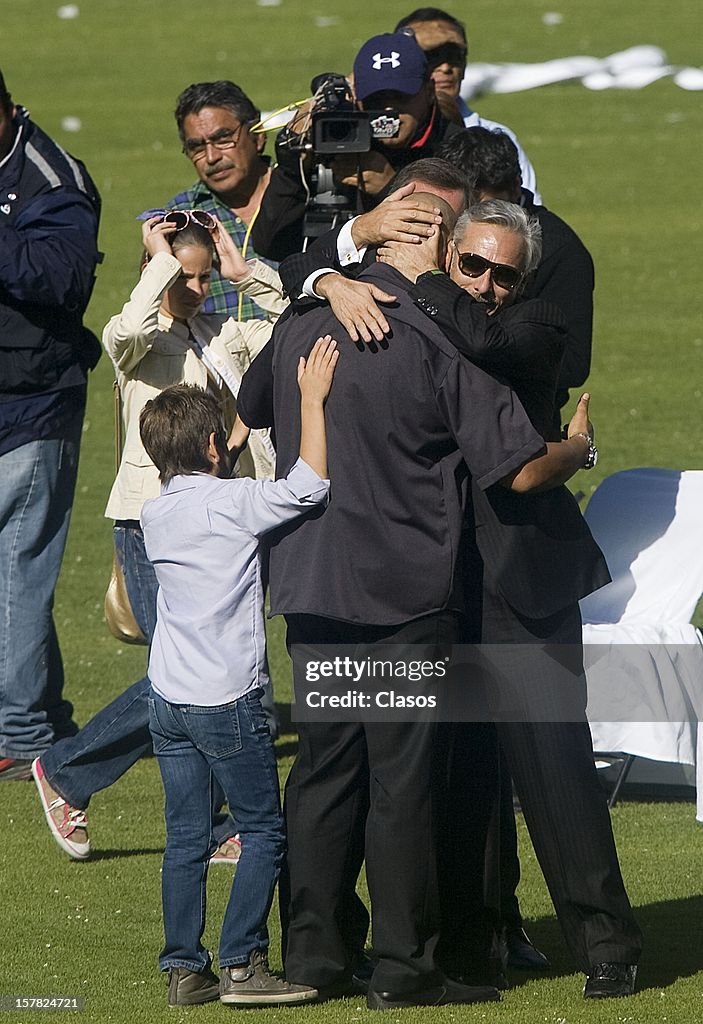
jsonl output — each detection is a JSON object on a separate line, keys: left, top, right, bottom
{"left": 281, "top": 610, "right": 464, "bottom": 994}
{"left": 482, "top": 591, "right": 643, "bottom": 972}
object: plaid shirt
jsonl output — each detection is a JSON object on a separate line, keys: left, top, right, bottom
{"left": 165, "top": 174, "right": 278, "bottom": 321}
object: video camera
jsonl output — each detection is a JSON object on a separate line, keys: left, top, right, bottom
{"left": 306, "top": 73, "right": 401, "bottom": 155}
{"left": 278, "top": 73, "right": 401, "bottom": 243}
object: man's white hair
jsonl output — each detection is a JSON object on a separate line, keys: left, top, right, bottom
{"left": 453, "top": 199, "right": 542, "bottom": 275}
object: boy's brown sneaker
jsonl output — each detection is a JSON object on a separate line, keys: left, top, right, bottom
{"left": 167, "top": 965, "right": 220, "bottom": 1007}
{"left": 219, "top": 949, "right": 318, "bottom": 1005}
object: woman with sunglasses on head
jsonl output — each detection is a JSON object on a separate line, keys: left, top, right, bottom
{"left": 107, "top": 211, "right": 284, "bottom": 502}
{"left": 32, "top": 211, "right": 287, "bottom": 865}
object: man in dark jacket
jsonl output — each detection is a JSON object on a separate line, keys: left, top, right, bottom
{"left": 0, "top": 71, "right": 101, "bottom": 780}
{"left": 379, "top": 200, "right": 641, "bottom": 999}
{"left": 437, "top": 125, "right": 594, "bottom": 433}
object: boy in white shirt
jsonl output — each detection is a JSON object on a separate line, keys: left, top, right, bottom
{"left": 139, "top": 336, "right": 338, "bottom": 1008}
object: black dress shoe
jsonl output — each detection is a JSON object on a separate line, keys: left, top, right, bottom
{"left": 504, "top": 925, "right": 551, "bottom": 970}
{"left": 583, "top": 962, "right": 637, "bottom": 999}
{"left": 351, "top": 950, "right": 378, "bottom": 993}
{"left": 314, "top": 978, "right": 356, "bottom": 1001}
{"left": 367, "top": 977, "right": 500, "bottom": 1010}
{"left": 457, "top": 965, "right": 509, "bottom": 991}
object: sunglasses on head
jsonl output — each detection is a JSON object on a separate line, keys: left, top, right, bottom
{"left": 151, "top": 209, "right": 217, "bottom": 232}
{"left": 456, "top": 251, "right": 523, "bottom": 291}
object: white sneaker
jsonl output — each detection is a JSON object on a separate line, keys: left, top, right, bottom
{"left": 209, "top": 834, "right": 242, "bottom": 865}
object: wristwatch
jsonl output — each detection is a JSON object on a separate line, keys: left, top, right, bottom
{"left": 572, "top": 432, "right": 598, "bottom": 470}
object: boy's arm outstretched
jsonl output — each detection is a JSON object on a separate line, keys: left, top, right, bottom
{"left": 230, "top": 335, "right": 338, "bottom": 537}
{"left": 297, "top": 334, "right": 338, "bottom": 480}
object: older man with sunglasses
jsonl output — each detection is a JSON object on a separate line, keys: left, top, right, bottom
{"left": 164, "top": 80, "right": 276, "bottom": 322}
{"left": 378, "top": 201, "right": 642, "bottom": 1000}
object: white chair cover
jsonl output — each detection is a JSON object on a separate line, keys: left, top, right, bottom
{"left": 580, "top": 469, "right": 703, "bottom": 820}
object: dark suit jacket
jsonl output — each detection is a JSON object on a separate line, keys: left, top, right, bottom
{"left": 521, "top": 192, "right": 595, "bottom": 421}
{"left": 281, "top": 189, "right": 595, "bottom": 429}
{"left": 278, "top": 222, "right": 374, "bottom": 300}
{"left": 409, "top": 271, "right": 610, "bottom": 620}
{"left": 240, "top": 263, "right": 546, "bottom": 626}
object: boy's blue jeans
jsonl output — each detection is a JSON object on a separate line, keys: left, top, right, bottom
{"left": 148, "top": 686, "right": 284, "bottom": 972}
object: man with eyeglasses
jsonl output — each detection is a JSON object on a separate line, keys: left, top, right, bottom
{"left": 377, "top": 201, "right": 642, "bottom": 1000}
{"left": 164, "top": 80, "right": 276, "bottom": 321}
{"left": 165, "top": 84, "right": 284, "bottom": 745}
{"left": 394, "top": 8, "right": 541, "bottom": 203}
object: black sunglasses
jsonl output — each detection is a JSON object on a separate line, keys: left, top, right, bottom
{"left": 424, "top": 42, "right": 468, "bottom": 69}
{"left": 456, "top": 251, "right": 523, "bottom": 291}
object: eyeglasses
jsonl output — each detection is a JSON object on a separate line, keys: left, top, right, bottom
{"left": 151, "top": 209, "right": 217, "bottom": 232}
{"left": 455, "top": 251, "right": 523, "bottom": 291}
{"left": 182, "top": 123, "right": 246, "bottom": 161}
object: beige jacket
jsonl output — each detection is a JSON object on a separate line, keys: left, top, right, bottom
{"left": 104, "top": 252, "right": 285, "bottom": 520}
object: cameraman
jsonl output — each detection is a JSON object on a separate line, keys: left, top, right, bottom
{"left": 251, "top": 31, "right": 465, "bottom": 261}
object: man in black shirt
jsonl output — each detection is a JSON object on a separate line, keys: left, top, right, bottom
{"left": 239, "top": 197, "right": 596, "bottom": 1009}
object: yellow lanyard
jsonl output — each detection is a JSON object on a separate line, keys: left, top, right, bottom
{"left": 238, "top": 204, "right": 261, "bottom": 322}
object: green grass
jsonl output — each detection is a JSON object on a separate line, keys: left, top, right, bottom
{"left": 2, "top": 0, "right": 703, "bottom": 1020}
{"left": 5, "top": 787, "right": 703, "bottom": 1023}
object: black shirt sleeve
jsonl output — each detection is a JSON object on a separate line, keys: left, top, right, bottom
{"left": 533, "top": 246, "right": 594, "bottom": 390}
{"left": 278, "top": 225, "right": 345, "bottom": 298}
{"left": 434, "top": 351, "right": 546, "bottom": 490}
{"left": 525, "top": 207, "right": 594, "bottom": 392}
{"left": 237, "top": 339, "right": 275, "bottom": 430}
{"left": 411, "top": 272, "right": 566, "bottom": 381}
{"left": 250, "top": 163, "right": 307, "bottom": 262}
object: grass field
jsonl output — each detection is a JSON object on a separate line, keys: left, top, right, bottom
{"left": 1, "top": 1, "right": 703, "bottom": 1021}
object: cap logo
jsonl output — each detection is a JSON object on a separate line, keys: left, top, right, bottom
{"left": 372, "top": 51, "right": 400, "bottom": 70}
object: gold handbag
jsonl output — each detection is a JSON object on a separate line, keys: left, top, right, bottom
{"left": 104, "top": 381, "right": 147, "bottom": 645}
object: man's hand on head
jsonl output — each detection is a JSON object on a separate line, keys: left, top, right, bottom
{"left": 377, "top": 226, "right": 442, "bottom": 284}
{"left": 351, "top": 183, "right": 443, "bottom": 249}
{"left": 315, "top": 273, "right": 396, "bottom": 343}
